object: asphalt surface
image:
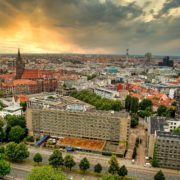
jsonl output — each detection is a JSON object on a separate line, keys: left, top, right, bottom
{"left": 9, "top": 146, "right": 178, "bottom": 180}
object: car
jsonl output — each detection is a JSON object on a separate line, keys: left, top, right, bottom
{"left": 144, "top": 163, "right": 151, "bottom": 168}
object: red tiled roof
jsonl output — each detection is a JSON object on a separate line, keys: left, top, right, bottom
{"left": 21, "top": 69, "right": 54, "bottom": 79}
{"left": 15, "top": 95, "right": 29, "bottom": 103}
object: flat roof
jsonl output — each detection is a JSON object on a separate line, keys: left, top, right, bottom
{"left": 58, "top": 137, "right": 106, "bottom": 151}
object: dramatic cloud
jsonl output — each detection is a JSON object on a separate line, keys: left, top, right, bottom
{"left": 0, "top": 0, "right": 179, "bottom": 55}
{"left": 156, "top": 0, "right": 180, "bottom": 17}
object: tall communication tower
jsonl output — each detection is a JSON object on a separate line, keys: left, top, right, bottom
{"left": 126, "top": 48, "right": 129, "bottom": 63}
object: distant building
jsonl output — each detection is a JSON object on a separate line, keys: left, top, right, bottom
{"left": 15, "top": 49, "right": 25, "bottom": 79}
{"left": 147, "top": 116, "right": 180, "bottom": 170}
{"left": 94, "top": 87, "right": 119, "bottom": 99}
{"left": 144, "top": 52, "right": 152, "bottom": 66}
{"left": 158, "top": 56, "right": 174, "bottom": 67}
{"left": 0, "top": 49, "right": 58, "bottom": 96}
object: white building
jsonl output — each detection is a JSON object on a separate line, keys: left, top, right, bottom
{"left": 94, "top": 87, "right": 119, "bottom": 99}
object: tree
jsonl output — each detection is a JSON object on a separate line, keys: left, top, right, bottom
{"left": 8, "top": 125, "right": 25, "bottom": 143}
{"left": 108, "top": 155, "right": 119, "bottom": 175}
{"left": 171, "top": 101, "right": 176, "bottom": 106}
{"left": 20, "top": 102, "right": 27, "bottom": 112}
{"left": 33, "top": 153, "right": 43, "bottom": 165}
{"left": 139, "top": 99, "right": 152, "bottom": 110}
{"left": 94, "top": 163, "right": 102, "bottom": 173}
{"left": 0, "top": 159, "right": 11, "bottom": 178}
{"left": 118, "top": 165, "right": 128, "bottom": 177}
{"left": 48, "top": 150, "right": 64, "bottom": 168}
{"left": 79, "top": 157, "right": 90, "bottom": 173}
{"left": 157, "top": 105, "right": 167, "bottom": 117}
{"left": 132, "top": 146, "right": 137, "bottom": 159}
{"left": 166, "top": 108, "right": 175, "bottom": 118}
{"left": 173, "top": 128, "right": 180, "bottom": 134}
{"left": 130, "top": 97, "right": 139, "bottom": 113}
{"left": 0, "top": 146, "right": 4, "bottom": 154}
{"left": 131, "top": 114, "right": 139, "bottom": 128}
{"left": 154, "top": 170, "right": 165, "bottom": 180}
{"left": 64, "top": 155, "right": 76, "bottom": 170}
{"left": 5, "top": 142, "right": 29, "bottom": 162}
{"left": 26, "top": 165, "right": 66, "bottom": 180}
{"left": 0, "top": 91, "right": 3, "bottom": 98}
{"left": 125, "top": 95, "right": 131, "bottom": 111}
{"left": 5, "top": 115, "right": 26, "bottom": 128}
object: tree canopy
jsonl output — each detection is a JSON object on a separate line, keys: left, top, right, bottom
{"left": 79, "top": 157, "right": 90, "bottom": 173}
{"left": 154, "top": 170, "right": 165, "bottom": 180}
{"left": 5, "top": 115, "right": 26, "bottom": 128}
{"left": 108, "top": 155, "right": 119, "bottom": 175}
{"left": 64, "top": 155, "right": 75, "bottom": 170}
{"left": 48, "top": 150, "right": 64, "bottom": 168}
{"left": 94, "top": 163, "right": 102, "bottom": 173}
{"left": 118, "top": 165, "right": 128, "bottom": 177}
{"left": 26, "top": 165, "right": 66, "bottom": 180}
{"left": 5, "top": 142, "right": 29, "bottom": 162}
{"left": 33, "top": 153, "right": 43, "bottom": 164}
{"left": 8, "top": 125, "right": 25, "bottom": 143}
{"left": 71, "top": 90, "right": 123, "bottom": 111}
{"left": 0, "top": 159, "right": 11, "bottom": 178}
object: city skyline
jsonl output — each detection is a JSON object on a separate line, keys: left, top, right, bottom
{"left": 0, "top": 0, "right": 180, "bottom": 55}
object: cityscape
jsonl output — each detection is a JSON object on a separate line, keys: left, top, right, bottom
{"left": 0, "top": 0, "right": 180, "bottom": 180}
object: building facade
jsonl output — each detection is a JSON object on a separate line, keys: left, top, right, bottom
{"left": 155, "top": 131, "right": 180, "bottom": 170}
{"left": 175, "top": 88, "right": 180, "bottom": 120}
{"left": 26, "top": 108, "right": 130, "bottom": 144}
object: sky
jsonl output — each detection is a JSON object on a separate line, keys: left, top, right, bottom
{"left": 0, "top": 0, "right": 180, "bottom": 55}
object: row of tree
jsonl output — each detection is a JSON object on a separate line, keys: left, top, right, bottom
{"left": 71, "top": 90, "right": 123, "bottom": 111}
{"left": 125, "top": 96, "right": 176, "bottom": 120}
{"left": 33, "top": 149, "right": 102, "bottom": 174}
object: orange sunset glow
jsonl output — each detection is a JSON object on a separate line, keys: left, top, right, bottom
{"left": 0, "top": 0, "right": 179, "bottom": 55}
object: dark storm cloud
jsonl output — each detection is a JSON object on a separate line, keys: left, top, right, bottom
{"left": 40, "top": 0, "right": 143, "bottom": 27}
{"left": 156, "top": 0, "right": 180, "bottom": 17}
{"left": 0, "top": 0, "right": 179, "bottom": 55}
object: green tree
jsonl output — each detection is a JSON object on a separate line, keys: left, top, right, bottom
{"left": 5, "top": 115, "right": 26, "bottom": 128}
{"left": 5, "top": 142, "right": 29, "bottom": 162}
{"left": 125, "top": 95, "right": 131, "bottom": 111}
{"left": 49, "top": 150, "right": 64, "bottom": 169}
{"left": 118, "top": 165, "right": 128, "bottom": 177}
{"left": 108, "top": 155, "right": 119, "bottom": 175}
{"left": 79, "top": 157, "right": 90, "bottom": 173}
{"left": 154, "top": 170, "right": 165, "bottom": 180}
{"left": 157, "top": 105, "right": 167, "bottom": 117}
{"left": 0, "top": 127, "right": 5, "bottom": 143}
{"left": 173, "top": 128, "right": 180, "bottom": 133}
{"left": 166, "top": 108, "right": 175, "bottom": 118}
{"left": 94, "top": 163, "right": 102, "bottom": 173}
{"left": 33, "top": 153, "right": 43, "bottom": 165}
{"left": 64, "top": 155, "right": 75, "bottom": 170}
{"left": 139, "top": 99, "right": 152, "bottom": 110}
{"left": 130, "top": 97, "right": 139, "bottom": 113}
{"left": 171, "top": 101, "right": 176, "bottom": 106}
{"left": 132, "top": 146, "right": 137, "bottom": 159}
{"left": 131, "top": 114, "right": 139, "bottom": 128}
{"left": 8, "top": 125, "right": 25, "bottom": 143}
{"left": 0, "top": 159, "right": 11, "bottom": 178}
{"left": 26, "top": 165, "right": 66, "bottom": 180}
{"left": 0, "top": 146, "right": 5, "bottom": 154}
{"left": 20, "top": 102, "right": 27, "bottom": 112}
{"left": 0, "top": 91, "right": 3, "bottom": 98}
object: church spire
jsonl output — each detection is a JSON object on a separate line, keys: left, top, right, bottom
{"left": 18, "top": 48, "right": 21, "bottom": 59}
